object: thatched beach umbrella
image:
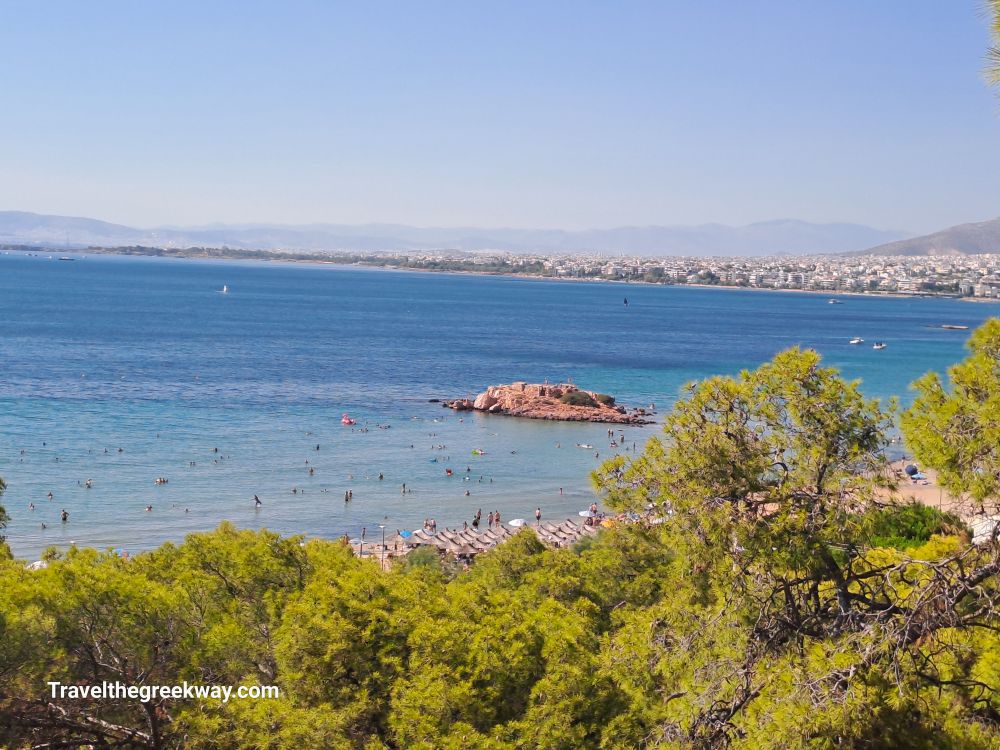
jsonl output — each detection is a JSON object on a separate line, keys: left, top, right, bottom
{"left": 410, "top": 529, "right": 434, "bottom": 545}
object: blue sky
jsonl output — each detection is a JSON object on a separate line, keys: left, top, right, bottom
{"left": 0, "top": 1, "right": 997, "bottom": 233}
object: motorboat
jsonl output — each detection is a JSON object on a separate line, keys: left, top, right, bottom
{"left": 873, "top": 342, "right": 887, "bottom": 350}
{"left": 849, "top": 337, "right": 864, "bottom": 345}
{"left": 941, "top": 324, "right": 969, "bottom": 330}
{"left": 828, "top": 298, "right": 842, "bottom": 304}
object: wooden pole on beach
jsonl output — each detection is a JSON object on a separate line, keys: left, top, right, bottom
{"left": 379, "top": 524, "right": 386, "bottom": 570}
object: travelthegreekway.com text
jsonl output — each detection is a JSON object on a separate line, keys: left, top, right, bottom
{"left": 47, "top": 681, "right": 280, "bottom": 703}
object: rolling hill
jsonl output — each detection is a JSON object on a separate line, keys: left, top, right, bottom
{"left": 858, "top": 217, "right": 1000, "bottom": 256}
{"left": 0, "top": 211, "right": 909, "bottom": 257}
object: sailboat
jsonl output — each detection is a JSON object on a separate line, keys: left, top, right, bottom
{"left": 221, "top": 285, "right": 229, "bottom": 294}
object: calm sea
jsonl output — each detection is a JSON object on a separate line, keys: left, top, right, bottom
{"left": 0, "top": 252, "right": 995, "bottom": 558}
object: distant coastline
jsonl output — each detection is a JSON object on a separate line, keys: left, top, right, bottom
{"left": 4, "top": 243, "right": 998, "bottom": 303}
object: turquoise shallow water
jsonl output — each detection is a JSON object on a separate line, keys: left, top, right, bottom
{"left": 0, "top": 252, "right": 996, "bottom": 558}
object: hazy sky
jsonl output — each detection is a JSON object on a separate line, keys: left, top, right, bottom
{"left": 1, "top": 1, "right": 997, "bottom": 234}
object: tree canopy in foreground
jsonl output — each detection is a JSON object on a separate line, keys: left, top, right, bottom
{"left": 1, "top": 321, "right": 1000, "bottom": 749}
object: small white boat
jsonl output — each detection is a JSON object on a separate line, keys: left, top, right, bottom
{"left": 849, "top": 337, "right": 864, "bottom": 345}
{"left": 221, "top": 285, "right": 229, "bottom": 294}
{"left": 828, "top": 299, "right": 842, "bottom": 304}
{"left": 873, "top": 342, "right": 887, "bottom": 350}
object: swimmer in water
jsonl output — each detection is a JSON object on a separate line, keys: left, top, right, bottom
{"left": 254, "top": 495, "right": 262, "bottom": 507}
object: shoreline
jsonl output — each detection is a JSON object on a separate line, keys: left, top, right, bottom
{"left": 8, "top": 247, "right": 998, "bottom": 304}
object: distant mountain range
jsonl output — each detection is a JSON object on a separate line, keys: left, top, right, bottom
{"left": 0, "top": 211, "right": 909, "bottom": 257}
{"left": 855, "top": 217, "right": 1000, "bottom": 256}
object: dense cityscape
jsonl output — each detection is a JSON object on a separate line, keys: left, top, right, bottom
{"left": 22, "top": 244, "right": 1000, "bottom": 299}
{"left": 535, "top": 252, "right": 1000, "bottom": 297}
{"left": 247, "top": 248, "right": 1000, "bottom": 298}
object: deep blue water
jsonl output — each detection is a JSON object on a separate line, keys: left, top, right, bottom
{"left": 1, "top": 252, "right": 996, "bottom": 558}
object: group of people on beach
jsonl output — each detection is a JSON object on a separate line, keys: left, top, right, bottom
{"left": 474, "top": 508, "right": 505, "bottom": 529}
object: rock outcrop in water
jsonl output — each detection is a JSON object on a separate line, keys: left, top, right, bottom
{"left": 444, "top": 382, "right": 653, "bottom": 424}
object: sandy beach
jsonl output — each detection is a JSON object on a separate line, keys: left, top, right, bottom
{"left": 882, "top": 459, "right": 999, "bottom": 543}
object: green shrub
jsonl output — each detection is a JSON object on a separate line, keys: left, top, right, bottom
{"left": 865, "top": 502, "right": 966, "bottom": 550}
{"left": 399, "top": 545, "right": 442, "bottom": 570}
{"left": 595, "top": 393, "right": 616, "bottom": 406}
{"left": 560, "top": 391, "right": 596, "bottom": 407}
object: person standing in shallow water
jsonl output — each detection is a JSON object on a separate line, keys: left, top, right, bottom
{"left": 535, "top": 507, "right": 542, "bottom": 525}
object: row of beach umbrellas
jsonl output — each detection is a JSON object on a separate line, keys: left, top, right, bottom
{"left": 401, "top": 518, "right": 600, "bottom": 557}
{"left": 349, "top": 510, "right": 613, "bottom": 565}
